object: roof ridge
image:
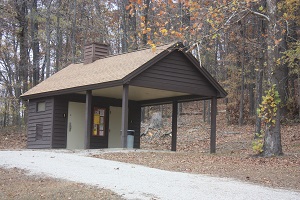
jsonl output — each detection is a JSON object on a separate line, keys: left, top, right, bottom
{"left": 74, "top": 41, "right": 183, "bottom": 64}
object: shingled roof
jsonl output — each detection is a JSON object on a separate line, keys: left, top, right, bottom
{"left": 21, "top": 42, "right": 227, "bottom": 99}
{"left": 21, "top": 43, "right": 176, "bottom": 98}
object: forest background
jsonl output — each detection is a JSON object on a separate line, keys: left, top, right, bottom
{"left": 0, "top": 0, "right": 299, "bottom": 156}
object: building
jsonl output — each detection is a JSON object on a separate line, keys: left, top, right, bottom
{"left": 21, "top": 42, "right": 227, "bottom": 152}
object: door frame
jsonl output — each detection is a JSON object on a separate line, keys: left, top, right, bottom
{"left": 108, "top": 106, "right": 122, "bottom": 148}
{"left": 67, "top": 101, "right": 86, "bottom": 149}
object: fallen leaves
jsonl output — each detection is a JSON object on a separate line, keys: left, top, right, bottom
{"left": 0, "top": 168, "right": 123, "bottom": 200}
{"left": 0, "top": 129, "right": 26, "bottom": 149}
{"left": 93, "top": 151, "right": 300, "bottom": 191}
{"left": 94, "top": 102, "right": 300, "bottom": 191}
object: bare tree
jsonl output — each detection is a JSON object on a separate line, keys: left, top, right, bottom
{"left": 14, "top": 0, "right": 29, "bottom": 125}
{"left": 71, "top": 0, "right": 77, "bottom": 63}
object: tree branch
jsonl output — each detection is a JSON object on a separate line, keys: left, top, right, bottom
{"left": 247, "top": 9, "right": 270, "bottom": 21}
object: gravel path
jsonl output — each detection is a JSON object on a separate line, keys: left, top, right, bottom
{"left": 0, "top": 150, "right": 299, "bottom": 200}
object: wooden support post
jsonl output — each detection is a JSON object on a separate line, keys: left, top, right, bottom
{"left": 210, "top": 96, "right": 217, "bottom": 153}
{"left": 171, "top": 100, "right": 178, "bottom": 151}
{"left": 121, "top": 84, "right": 129, "bottom": 148}
{"left": 85, "top": 90, "right": 92, "bottom": 149}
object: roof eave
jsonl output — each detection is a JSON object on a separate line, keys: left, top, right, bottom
{"left": 21, "top": 80, "right": 123, "bottom": 100}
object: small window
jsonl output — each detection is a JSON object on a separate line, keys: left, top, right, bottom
{"left": 36, "top": 124, "right": 43, "bottom": 140}
{"left": 37, "top": 102, "right": 46, "bottom": 112}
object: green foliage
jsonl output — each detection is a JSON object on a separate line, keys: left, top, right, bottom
{"left": 252, "top": 132, "right": 264, "bottom": 154}
{"left": 258, "top": 6, "right": 264, "bottom": 11}
{"left": 257, "top": 85, "right": 281, "bottom": 125}
{"left": 283, "top": 41, "right": 300, "bottom": 75}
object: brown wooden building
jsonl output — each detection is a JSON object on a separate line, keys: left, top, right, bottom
{"left": 21, "top": 42, "right": 227, "bottom": 152}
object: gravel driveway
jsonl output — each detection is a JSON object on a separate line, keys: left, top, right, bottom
{"left": 0, "top": 150, "right": 299, "bottom": 200}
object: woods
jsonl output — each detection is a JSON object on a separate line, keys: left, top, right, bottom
{"left": 0, "top": 0, "right": 299, "bottom": 155}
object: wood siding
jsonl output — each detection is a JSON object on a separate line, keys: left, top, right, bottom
{"left": 52, "top": 97, "right": 68, "bottom": 148}
{"left": 130, "top": 51, "right": 217, "bottom": 96}
{"left": 84, "top": 43, "right": 109, "bottom": 64}
{"left": 27, "top": 98, "right": 54, "bottom": 149}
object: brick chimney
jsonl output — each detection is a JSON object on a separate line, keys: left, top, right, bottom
{"left": 84, "top": 42, "right": 109, "bottom": 64}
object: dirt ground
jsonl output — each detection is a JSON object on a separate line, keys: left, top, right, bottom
{"left": 0, "top": 102, "right": 299, "bottom": 197}
{"left": 0, "top": 167, "right": 123, "bottom": 200}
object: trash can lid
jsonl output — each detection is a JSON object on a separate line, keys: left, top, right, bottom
{"left": 127, "top": 130, "right": 135, "bottom": 135}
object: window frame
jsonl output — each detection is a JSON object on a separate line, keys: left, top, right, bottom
{"left": 36, "top": 101, "right": 46, "bottom": 112}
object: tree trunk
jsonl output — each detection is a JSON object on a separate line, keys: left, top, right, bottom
{"left": 31, "top": 0, "right": 39, "bottom": 86}
{"left": 207, "top": 100, "right": 211, "bottom": 123}
{"left": 249, "top": 65, "right": 255, "bottom": 116}
{"left": 121, "top": 0, "right": 128, "bottom": 52}
{"left": 255, "top": 17, "right": 266, "bottom": 137}
{"left": 249, "top": 75, "right": 255, "bottom": 116}
{"left": 65, "top": 33, "right": 70, "bottom": 64}
{"left": 142, "top": 0, "right": 150, "bottom": 46}
{"left": 181, "top": 2, "right": 190, "bottom": 41}
{"left": 263, "top": 0, "right": 283, "bottom": 156}
{"left": 178, "top": 103, "right": 182, "bottom": 116}
{"left": 141, "top": 107, "right": 145, "bottom": 122}
{"left": 128, "top": 2, "right": 137, "bottom": 50}
{"left": 298, "top": 75, "right": 300, "bottom": 119}
{"left": 277, "top": 36, "right": 289, "bottom": 118}
{"left": 45, "top": 0, "right": 52, "bottom": 78}
{"left": 93, "top": 0, "right": 106, "bottom": 43}
{"left": 71, "top": 0, "right": 77, "bottom": 63}
{"left": 238, "top": 21, "right": 245, "bottom": 126}
{"left": 255, "top": 68, "right": 264, "bottom": 135}
{"left": 15, "top": 0, "right": 29, "bottom": 126}
{"left": 55, "top": 0, "right": 62, "bottom": 73}
{"left": 3, "top": 98, "right": 8, "bottom": 127}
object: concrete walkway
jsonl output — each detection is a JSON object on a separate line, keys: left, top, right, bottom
{"left": 0, "top": 150, "right": 299, "bottom": 200}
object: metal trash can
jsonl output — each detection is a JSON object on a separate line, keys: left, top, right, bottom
{"left": 127, "top": 130, "right": 135, "bottom": 148}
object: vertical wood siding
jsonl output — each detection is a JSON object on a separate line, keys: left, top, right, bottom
{"left": 130, "top": 51, "right": 217, "bottom": 96}
{"left": 27, "top": 98, "right": 54, "bottom": 149}
{"left": 52, "top": 97, "right": 68, "bottom": 148}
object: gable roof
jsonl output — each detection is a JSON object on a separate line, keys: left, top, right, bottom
{"left": 21, "top": 42, "right": 227, "bottom": 99}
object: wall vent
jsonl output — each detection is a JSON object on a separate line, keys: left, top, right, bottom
{"left": 35, "top": 124, "right": 43, "bottom": 140}
{"left": 84, "top": 43, "right": 109, "bottom": 64}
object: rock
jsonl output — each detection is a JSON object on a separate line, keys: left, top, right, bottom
{"left": 150, "top": 112, "right": 162, "bottom": 129}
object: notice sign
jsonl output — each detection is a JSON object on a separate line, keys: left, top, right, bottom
{"left": 93, "top": 107, "right": 105, "bottom": 136}
{"left": 94, "top": 115, "right": 100, "bottom": 125}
